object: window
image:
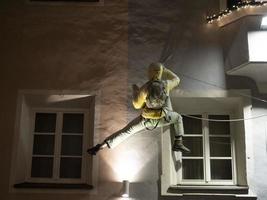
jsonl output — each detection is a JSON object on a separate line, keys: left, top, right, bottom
{"left": 181, "top": 114, "right": 234, "bottom": 185}
{"left": 10, "top": 92, "right": 97, "bottom": 191}
{"left": 30, "top": 111, "right": 86, "bottom": 181}
{"left": 160, "top": 93, "right": 250, "bottom": 196}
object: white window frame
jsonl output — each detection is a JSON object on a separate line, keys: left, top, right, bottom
{"left": 9, "top": 90, "right": 100, "bottom": 193}
{"left": 27, "top": 108, "right": 90, "bottom": 184}
{"left": 160, "top": 89, "right": 251, "bottom": 196}
{"left": 178, "top": 112, "right": 236, "bottom": 186}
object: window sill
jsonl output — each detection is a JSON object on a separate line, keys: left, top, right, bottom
{"left": 167, "top": 185, "right": 249, "bottom": 195}
{"left": 14, "top": 182, "right": 93, "bottom": 190}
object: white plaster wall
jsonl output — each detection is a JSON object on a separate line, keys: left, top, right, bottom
{"left": 0, "top": 0, "right": 129, "bottom": 199}
{"left": 248, "top": 107, "right": 267, "bottom": 199}
{"left": 220, "top": 14, "right": 267, "bottom": 200}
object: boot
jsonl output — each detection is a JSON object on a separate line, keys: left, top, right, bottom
{"left": 172, "top": 139, "right": 191, "bottom": 154}
{"left": 87, "top": 144, "right": 102, "bottom": 155}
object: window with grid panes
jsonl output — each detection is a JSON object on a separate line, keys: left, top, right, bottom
{"left": 30, "top": 111, "right": 86, "bottom": 182}
{"left": 181, "top": 114, "right": 234, "bottom": 184}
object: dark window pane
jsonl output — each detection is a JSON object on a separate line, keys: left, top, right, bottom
{"left": 33, "top": 135, "right": 55, "bottom": 155}
{"left": 182, "top": 159, "right": 203, "bottom": 180}
{"left": 61, "top": 135, "right": 83, "bottom": 156}
{"left": 31, "top": 157, "right": 53, "bottom": 178}
{"left": 183, "top": 137, "right": 203, "bottom": 157}
{"left": 35, "top": 113, "right": 56, "bottom": 133}
{"left": 209, "top": 115, "right": 230, "bottom": 135}
{"left": 183, "top": 115, "right": 202, "bottom": 134}
{"left": 62, "top": 113, "right": 84, "bottom": 133}
{"left": 211, "top": 159, "right": 232, "bottom": 180}
{"left": 210, "top": 137, "right": 231, "bottom": 157}
{"left": 60, "top": 157, "right": 82, "bottom": 178}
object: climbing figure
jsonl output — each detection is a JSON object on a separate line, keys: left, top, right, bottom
{"left": 87, "top": 62, "right": 190, "bottom": 155}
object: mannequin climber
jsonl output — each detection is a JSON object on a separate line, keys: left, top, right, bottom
{"left": 87, "top": 62, "right": 190, "bottom": 155}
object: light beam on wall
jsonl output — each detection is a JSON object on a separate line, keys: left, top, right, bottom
{"left": 46, "top": 94, "right": 90, "bottom": 103}
{"left": 103, "top": 136, "right": 159, "bottom": 182}
{"left": 112, "top": 149, "right": 142, "bottom": 182}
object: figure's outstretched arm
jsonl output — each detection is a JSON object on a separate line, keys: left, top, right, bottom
{"left": 162, "top": 67, "right": 180, "bottom": 91}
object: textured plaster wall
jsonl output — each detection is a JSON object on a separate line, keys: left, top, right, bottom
{"left": 1, "top": 0, "right": 267, "bottom": 200}
{"left": 221, "top": 18, "right": 267, "bottom": 200}
{"left": 0, "top": 0, "right": 128, "bottom": 199}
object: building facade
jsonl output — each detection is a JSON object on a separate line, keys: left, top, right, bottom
{"left": 1, "top": 0, "right": 267, "bottom": 199}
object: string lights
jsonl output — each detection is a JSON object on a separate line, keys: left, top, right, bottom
{"left": 207, "top": 0, "right": 267, "bottom": 24}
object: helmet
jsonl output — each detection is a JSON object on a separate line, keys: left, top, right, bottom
{"left": 148, "top": 62, "right": 164, "bottom": 80}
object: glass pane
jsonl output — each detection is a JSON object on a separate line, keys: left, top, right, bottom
{"left": 34, "top": 113, "right": 56, "bottom": 133}
{"left": 62, "top": 113, "right": 84, "bottom": 133}
{"left": 209, "top": 115, "right": 230, "bottom": 135}
{"left": 182, "top": 159, "right": 203, "bottom": 179}
{"left": 183, "top": 137, "right": 203, "bottom": 157}
{"left": 33, "top": 135, "right": 55, "bottom": 155}
{"left": 183, "top": 115, "right": 202, "bottom": 134}
{"left": 60, "top": 157, "right": 82, "bottom": 178}
{"left": 31, "top": 157, "right": 53, "bottom": 178}
{"left": 211, "top": 159, "right": 232, "bottom": 180}
{"left": 61, "top": 135, "right": 83, "bottom": 156}
{"left": 210, "top": 137, "right": 231, "bottom": 157}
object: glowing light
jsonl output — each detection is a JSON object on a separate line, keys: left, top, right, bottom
{"left": 261, "top": 15, "right": 267, "bottom": 29}
{"left": 206, "top": 1, "right": 267, "bottom": 24}
{"left": 46, "top": 94, "right": 90, "bottom": 103}
{"left": 248, "top": 31, "right": 267, "bottom": 62}
{"left": 112, "top": 150, "right": 141, "bottom": 182}
{"left": 122, "top": 194, "right": 129, "bottom": 198}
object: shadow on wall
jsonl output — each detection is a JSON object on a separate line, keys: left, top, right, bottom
{"left": 170, "top": 125, "right": 182, "bottom": 172}
{"left": 226, "top": 75, "right": 267, "bottom": 108}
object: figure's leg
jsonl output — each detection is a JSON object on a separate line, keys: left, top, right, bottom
{"left": 87, "top": 116, "right": 146, "bottom": 155}
{"left": 104, "top": 116, "right": 146, "bottom": 148}
{"left": 160, "top": 111, "right": 190, "bottom": 153}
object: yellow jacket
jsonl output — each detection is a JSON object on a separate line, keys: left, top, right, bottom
{"left": 132, "top": 66, "right": 180, "bottom": 119}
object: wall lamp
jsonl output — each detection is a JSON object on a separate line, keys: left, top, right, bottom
{"left": 121, "top": 180, "right": 130, "bottom": 198}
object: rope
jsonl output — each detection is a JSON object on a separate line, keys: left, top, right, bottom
{"left": 157, "top": 24, "right": 267, "bottom": 123}
{"left": 144, "top": 118, "right": 160, "bottom": 130}
{"left": 182, "top": 114, "right": 267, "bottom": 122}
{"left": 158, "top": 21, "right": 267, "bottom": 104}
{"left": 159, "top": 20, "right": 267, "bottom": 122}
{"left": 179, "top": 72, "right": 267, "bottom": 104}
